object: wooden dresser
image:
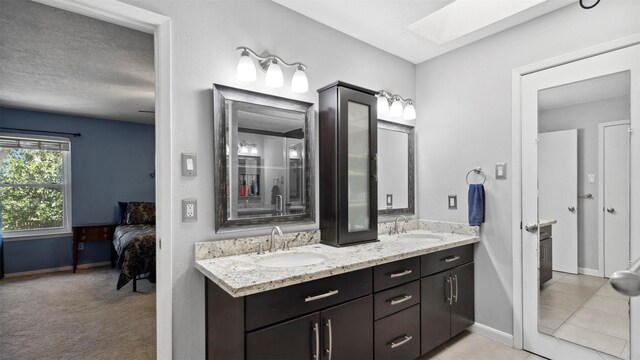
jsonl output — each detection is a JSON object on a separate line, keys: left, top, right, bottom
{"left": 72, "top": 223, "right": 117, "bottom": 273}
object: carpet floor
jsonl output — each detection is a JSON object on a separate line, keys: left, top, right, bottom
{"left": 0, "top": 267, "right": 155, "bottom": 360}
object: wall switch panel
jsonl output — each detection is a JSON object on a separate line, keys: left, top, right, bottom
{"left": 78, "top": 242, "right": 84, "bottom": 250}
{"left": 448, "top": 195, "right": 457, "bottom": 210}
{"left": 386, "top": 194, "right": 393, "bottom": 209}
{"left": 182, "top": 198, "right": 197, "bottom": 222}
{"left": 588, "top": 173, "right": 595, "bottom": 183}
{"left": 495, "top": 162, "right": 507, "bottom": 179}
{"left": 182, "top": 153, "right": 197, "bottom": 177}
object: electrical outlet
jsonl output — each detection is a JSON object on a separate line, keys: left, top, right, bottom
{"left": 182, "top": 199, "right": 197, "bottom": 222}
{"left": 78, "top": 242, "right": 84, "bottom": 250}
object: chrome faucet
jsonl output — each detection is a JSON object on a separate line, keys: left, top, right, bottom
{"left": 394, "top": 215, "right": 407, "bottom": 235}
{"left": 270, "top": 226, "right": 283, "bottom": 252}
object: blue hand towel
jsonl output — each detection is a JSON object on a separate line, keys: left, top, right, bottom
{"left": 468, "top": 184, "right": 485, "bottom": 226}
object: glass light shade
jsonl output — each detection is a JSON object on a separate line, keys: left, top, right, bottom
{"left": 389, "top": 99, "right": 404, "bottom": 117}
{"left": 240, "top": 145, "right": 249, "bottom": 154}
{"left": 377, "top": 95, "right": 390, "bottom": 115}
{"left": 289, "top": 148, "right": 298, "bottom": 158}
{"left": 250, "top": 146, "right": 258, "bottom": 155}
{"left": 236, "top": 53, "right": 256, "bottom": 82}
{"left": 403, "top": 102, "right": 416, "bottom": 120}
{"left": 265, "top": 60, "right": 284, "bottom": 88}
{"left": 291, "top": 68, "right": 308, "bottom": 93}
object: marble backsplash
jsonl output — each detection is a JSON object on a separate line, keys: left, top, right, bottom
{"left": 378, "top": 219, "right": 479, "bottom": 237}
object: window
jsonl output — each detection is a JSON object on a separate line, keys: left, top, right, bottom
{"left": 0, "top": 134, "right": 72, "bottom": 239}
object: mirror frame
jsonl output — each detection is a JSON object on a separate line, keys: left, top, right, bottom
{"left": 213, "top": 84, "right": 315, "bottom": 232}
{"left": 377, "top": 119, "right": 415, "bottom": 217}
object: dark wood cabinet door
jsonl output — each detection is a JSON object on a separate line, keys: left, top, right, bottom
{"left": 540, "top": 238, "right": 553, "bottom": 286}
{"left": 450, "top": 262, "right": 475, "bottom": 337}
{"left": 246, "top": 312, "right": 320, "bottom": 360}
{"left": 321, "top": 295, "right": 373, "bottom": 360}
{"left": 420, "top": 273, "right": 451, "bottom": 354}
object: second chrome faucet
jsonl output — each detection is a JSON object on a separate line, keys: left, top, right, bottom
{"left": 270, "top": 225, "right": 284, "bottom": 252}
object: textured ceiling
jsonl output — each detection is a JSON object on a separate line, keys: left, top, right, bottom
{"left": 0, "top": 1, "right": 155, "bottom": 124}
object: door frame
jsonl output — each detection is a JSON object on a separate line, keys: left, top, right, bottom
{"left": 598, "top": 120, "right": 631, "bottom": 278}
{"left": 33, "top": 0, "right": 173, "bottom": 358}
{"left": 511, "top": 33, "right": 640, "bottom": 351}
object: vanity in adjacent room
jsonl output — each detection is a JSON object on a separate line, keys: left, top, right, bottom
{"left": 199, "top": 82, "right": 479, "bottom": 359}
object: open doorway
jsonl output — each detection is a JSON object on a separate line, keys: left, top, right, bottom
{"left": 0, "top": 1, "right": 161, "bottom": 358}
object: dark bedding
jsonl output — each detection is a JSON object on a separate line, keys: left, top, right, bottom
{"left": 113, "top": 224, "right": 156, "bottom": 290}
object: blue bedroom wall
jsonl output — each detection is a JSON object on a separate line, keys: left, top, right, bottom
{"left": 0, "top": 107, "right": 155, "bottom": 274}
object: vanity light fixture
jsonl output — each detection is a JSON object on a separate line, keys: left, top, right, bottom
{"left": 376, "top": 90, "right": 417, "bottom": 120}
{"left": 236, "top": 47, "right": 308, "bottom": 93}
{"left": 238, "top": 141, "right": 258, "bottom": 155}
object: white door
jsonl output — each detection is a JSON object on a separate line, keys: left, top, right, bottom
{"left": 539, "top": 130, "right": 578, "bottom": 274}
{"left": 521, "top": 44, "right": 640, "bottom": 360}
{"left": 600, "top": 122, "right": 630, "bottom": 278}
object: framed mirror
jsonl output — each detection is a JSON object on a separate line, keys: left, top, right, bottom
{"left": 377, "top": 120, "right": 415, "bottom": 216}
{"left": 213, "top": 84, "right": 315, "bottom": 232}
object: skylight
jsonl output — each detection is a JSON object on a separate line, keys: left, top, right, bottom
{"left": 407, "top": 0, "right": 548, "bottom": 45}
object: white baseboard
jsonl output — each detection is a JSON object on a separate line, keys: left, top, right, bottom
{"left": 468, "top": 322, "right": 514, "bottom": 347}
{"left": 578, "top": 267, "right": 600, "bottom": 277}
{"left": 4, "top": 261, "right": 111, "bottom": 278}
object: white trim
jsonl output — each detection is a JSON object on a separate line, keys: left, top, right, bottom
{"left": 577, "top": 267, "right": 600, "bottom": 277}
{"left": 3, "top": 231, "right": 73, "bottom": 241}
{"left": 511, "top": 34, "right": 640, "bottom": 352}
{"left": 598, "top": 120, "right": 630, "bottom": 278}
{"left": 31, "top": 1, "right": 173, "bottom": 358}
{"left": 4, "top": 261, "right": 111, "bottom": 278}
{"left": 468, "top": 323, "right": 514, "bottom": 347}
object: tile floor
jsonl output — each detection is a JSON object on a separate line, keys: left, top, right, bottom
{"left": 538, "top": 272, "right": 629, "bottom": 359}
{"left": 420, "top": 331, "right": 545, "bottom": 360}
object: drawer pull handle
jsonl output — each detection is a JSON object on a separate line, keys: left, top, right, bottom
{"left": 389, "top": 269, "right": 412, "bottom": 278}
{"left": 390, "top": 335, "right": 413, "bottom": 349}
{"left": 305, "top": 289, "right": 339, "bottom": 302}
{"left": 388, "top": 294, "right": 413, "bottom": 306}
{"left": 443, "top": 255, "right": 461, "bottom": 263}
{"left": 312, "top": 322, "right": 320, "bottom": 359}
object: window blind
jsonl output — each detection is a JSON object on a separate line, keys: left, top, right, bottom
{"left": 0, "top": 135, "right": 70, "bottom": 151}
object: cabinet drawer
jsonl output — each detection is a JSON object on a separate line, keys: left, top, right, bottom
{"left": 374, "top": 280, "right": 420, "bottom": 320}
{"left": 374, "top": 304, "right": 420, "bottom": 360}
{"left": 373, "top": 257, "right": 420, "bottom": 292}
{"left": 246, "top": 268, "right": 372, "bottom": 331}
{"left": 539, "top": 225, "right": 552, "bottom": 240}
{"left": 421, "top": 244, "right": 473, "bottom": 277}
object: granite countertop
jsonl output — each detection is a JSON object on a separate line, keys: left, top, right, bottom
{"left": 196, "top": 230, "right": 479, "bottom": 298}
{"left": 539, "top": 219, "right": 557, "bottom": 227}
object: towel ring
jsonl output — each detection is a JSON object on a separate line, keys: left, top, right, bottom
{"left": 466, "top": 167, "right": 486, "bottom": 185}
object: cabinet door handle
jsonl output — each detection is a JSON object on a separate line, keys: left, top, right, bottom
{"left": 453, "top": 274, "right": 459, "bottom": 303}
{"left": 325, "top": 319, "right": 333, "bottom": 360}
{"left": 443, "top": 255, "right": 461, "bottom": 263}
{"left": 446, "top": 276, "right": 453, "bottom": 305}
{"left": 389, "top": 269, "right": 412, "bottom": 278}
{"left": 388, "top": 294, "right": 413, "bottom": 306}
{"left": 305, "top": 289, "right": 339, "bottom": 302}
{"left": 540, "top": 244, "right": 545, "bottom": 262}
{"left": 389, "top": 335, "right": 413, "bottom": 349}
{"left": 313, "top": 322, "right": 320, "bottom": 360}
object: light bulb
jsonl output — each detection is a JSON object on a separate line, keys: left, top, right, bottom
{"left": 290, "top": 149, "right": 298, "bottom": 158}
{"left": 240, "top": 145, "right": 248, "bottom": 154}
{"left": 377, "top": 95, "right": 390, "bottom": 115}
{"left": 403, "top": 102, "right": 416, "bottom": 120}
{"left": 291, "top": 66, "right": 308, "bottom": 93}
{"left": 265, "top": 59, "right": 284, "bottom": 88}
{"left": 250, "top": 146, "right": 258, "bottom": 155}
{"left": 390, "top": 98, "right": 403, "bottom": 117}
{"left": 236, "top": 51, "right": 256, "bottom": 82}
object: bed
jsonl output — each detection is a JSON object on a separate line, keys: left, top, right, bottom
{"left": 113, "top": 202, "right": 156, "bottom": 291}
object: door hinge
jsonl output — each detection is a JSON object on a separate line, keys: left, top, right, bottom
{"left": 520, "top": 221, "right": 523, "bottom": 229}
{"left": 159, "top": 238, "right": 161, "bottom": 250}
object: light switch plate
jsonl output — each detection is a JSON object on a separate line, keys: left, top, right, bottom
{"left": 182, "top": 198, "right": 197, "bottom": 222}
{"left": 448, "top": 195, "right": 457, "bottom": 210}
{"left": 588, "top": 173, "right": 595, "bottom": 183}
{"left": 495, "top": 162, "right": 507, "bottom": 180}
{"left": 182, "top": 153, "right": 197, "bottom": 177}
{"left": 386, "top": 194, "right": 393, "bottom": 209}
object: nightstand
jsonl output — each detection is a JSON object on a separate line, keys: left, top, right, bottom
{"left": 72, "top": 224, "right": 117, "bottom": 273}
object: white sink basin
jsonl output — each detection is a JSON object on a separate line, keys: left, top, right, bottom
{"left": 397, "top": 232, "right": 442, "bottom": 242}
{"left": 255, "top": 252, "right": 328, "bottom": 268}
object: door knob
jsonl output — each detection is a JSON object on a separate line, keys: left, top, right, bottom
{"left": 606, "top": 207, "right": 615, "bottom": 214}
{"left": 524, "top": 223, "right": 538, "bottom": 233}
{"left": 568, "top": 206, "right": 576, "bottom": 212}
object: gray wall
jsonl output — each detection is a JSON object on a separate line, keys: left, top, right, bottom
{"left": 120, "top": 0, "right": 416, "bottom": 357}
{"left": 415, "top": 1, "right": 640, "bottom": 335}
{"left": 539, "top": 96, "right": 630, "bottom": 272}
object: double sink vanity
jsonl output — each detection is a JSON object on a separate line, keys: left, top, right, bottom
{"left": 195, "top": 220, "right": 479, "bottom": 360}
{"left": 199, "top": 81, "right": 480, "bottom": 359}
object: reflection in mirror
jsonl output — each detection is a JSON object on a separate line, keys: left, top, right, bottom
{"left": 537, "top": 71, "right": 630, "bottom": 359}
{"left": 213, "top": 84, "right": 314, "bottom": 231}
{"left": 377, "top": 120, "right": 414, "bottom": 216}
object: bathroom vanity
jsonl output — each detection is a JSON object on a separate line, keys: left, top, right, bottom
{"left": 538, "top": 219, "right": 556, "bottom": 287}
{"left": 196, "top": 224, "right": 478, "bottom": 360}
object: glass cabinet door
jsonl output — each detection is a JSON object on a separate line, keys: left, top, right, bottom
{"left": 347, "top": 101, "right": 371, "bottom": 232}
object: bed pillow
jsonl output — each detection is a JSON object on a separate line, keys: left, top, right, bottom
{"left": 117, "top": 202, "right": 128, "bottom": 225}
{"left": 124, "top": 202, "right": 156, "bottom": 225}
